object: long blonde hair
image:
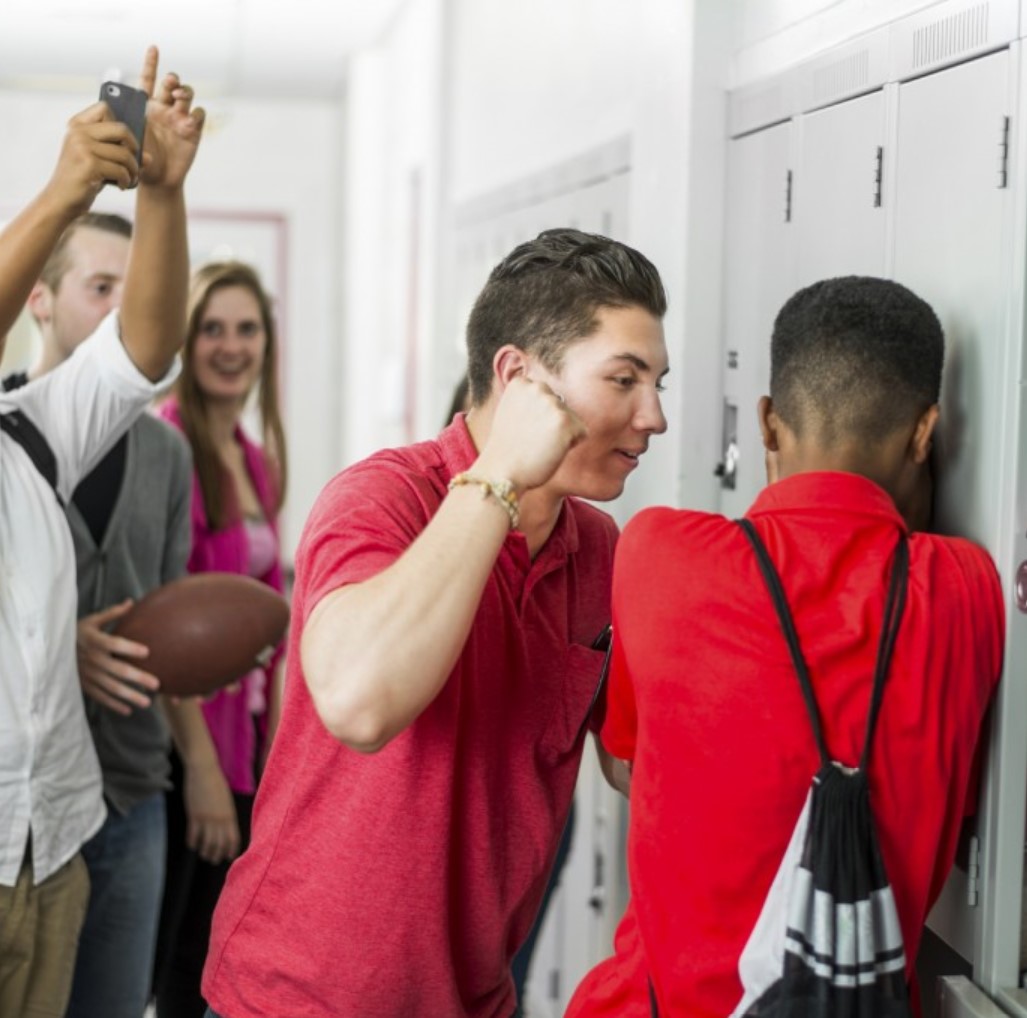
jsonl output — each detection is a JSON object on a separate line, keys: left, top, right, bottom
{"left": 175, "top": 261, "right": 288, "bottom": 530}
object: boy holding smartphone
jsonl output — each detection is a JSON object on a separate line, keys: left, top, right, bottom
{"left": 0, "top": 46, "right": 205, "bottom": 1018}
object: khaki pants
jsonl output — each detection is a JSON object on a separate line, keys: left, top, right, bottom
{"left": 0, "top": 845, "right": 90, "bottom": 1018}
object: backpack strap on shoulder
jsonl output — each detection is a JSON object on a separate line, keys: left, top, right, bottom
{"left": 860, "top": 532, "right": 909, "bottom": 769}
{"left": 737, "top": 518, "right": 909, "bottom": 770}
{"left": 0, "top": 409, "right": 63, "bottom": 507}
{"left": 738, "top": 517, "right": 831, "bottom": 768}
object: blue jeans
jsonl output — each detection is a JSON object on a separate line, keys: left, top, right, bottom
{"left": 65, "top": 792, "right": 167, "bottom": 1018}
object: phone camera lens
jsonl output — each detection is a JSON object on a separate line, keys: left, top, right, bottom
{"left": 107, "top": 84, "right": 121, "bottom": 98}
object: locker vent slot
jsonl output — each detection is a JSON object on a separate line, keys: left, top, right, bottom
{"left": 812, "top": 49, "right": 870, "bottom": 105}
{"left": 912, "top": 3, "right": 989, "bottom": 69}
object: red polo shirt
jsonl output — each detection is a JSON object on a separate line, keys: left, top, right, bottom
{"left": 203, "top": 417, "right": 617, "bottom": 1018}
{"left": 568, "top": 472, "right": 1004, "bottom": 1018}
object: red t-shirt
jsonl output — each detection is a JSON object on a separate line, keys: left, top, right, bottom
{"left": 567, "top": 472, "right": 1004, "bottom": 1018}
{"left": 203, "top": 418, "right": 617, "bottom": 1018}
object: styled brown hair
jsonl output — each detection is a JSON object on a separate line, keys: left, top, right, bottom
{"left": 465, "top": 228, "right": 667, "bottom": 404}
{"left": 175, "top": 261, "right": 288, "bottom": 530}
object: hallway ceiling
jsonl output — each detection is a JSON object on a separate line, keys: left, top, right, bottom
{"left": 0, "top": 0, "right": 409, "bottom": 100}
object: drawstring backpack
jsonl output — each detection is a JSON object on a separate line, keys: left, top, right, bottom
{"left": 649, "top": 520, "right": 914, "bottom": 1017}
{"left": 726, "top": 519, "right": 913, "bottom": 1018}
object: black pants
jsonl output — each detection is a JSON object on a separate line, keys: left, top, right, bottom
{"left": 153, "top": 752, "right": 254, "bottom": 1018}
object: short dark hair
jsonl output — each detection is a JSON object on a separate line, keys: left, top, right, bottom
{"left": 40, "top": 212, "right": 132, "bottom": 293}
{"left": 465, "top": 228, "right": 667, "bottom": 404}
{"left": 770, "top": 276, "right": 943, "bottom": 444}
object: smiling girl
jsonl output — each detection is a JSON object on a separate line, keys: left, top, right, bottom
{"left": 153, "top": 261, "right": 288, "bottom": 1018}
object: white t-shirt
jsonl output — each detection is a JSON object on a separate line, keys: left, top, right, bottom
{"left": 0, "top": 312, "right": 179, "bottom": 885}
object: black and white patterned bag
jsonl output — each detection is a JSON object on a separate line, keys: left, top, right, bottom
{"left": 728, "top": 519, "right": 914, "bottom": 1018}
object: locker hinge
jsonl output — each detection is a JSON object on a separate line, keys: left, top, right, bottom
{"left": 966, "top": 834, "right": 980, "bottom": 906}
{"left": 588, "top": 849, "right": 606, "bottom": 914}
{"left": 784, "top": 169, "right": 793, "bottom": 223}
{"left": 873, "top": 146, "right": 884, "bottom": 207}
{"left": 999, "top": 116, "right": 1011, "bottom": 189}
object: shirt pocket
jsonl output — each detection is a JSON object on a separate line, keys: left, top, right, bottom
{"left": 538, "top": 643, "right": 609, "bottom": 764}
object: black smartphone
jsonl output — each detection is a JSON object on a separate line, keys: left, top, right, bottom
{"left": 99, "top": 80, "right": 147, "bottom": 185}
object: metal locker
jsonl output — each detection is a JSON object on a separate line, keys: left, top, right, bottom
{"left": 720, "top": 121, "right": 796, "bottom": 518}
{"left": 793, "top": 88, "right": 888, "bottom": 284}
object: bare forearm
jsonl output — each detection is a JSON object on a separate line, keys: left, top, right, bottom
{"left": 120, "top": 184, "right": 188, "bottom": 380}
{"left": 302, "top": 485, "right": 512, "bottom": 752}
{"left": 263, "top": 660, "right": 286, "bottom": 754}
{"left": 162, "top": 696, "right": 219, "bottom": 769}
{"left": 0, "top": 191, "right": 77, "bottom": 338}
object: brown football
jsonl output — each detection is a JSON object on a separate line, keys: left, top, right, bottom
{"left": 113, "top": 573, "right": 290, "bottom": 697}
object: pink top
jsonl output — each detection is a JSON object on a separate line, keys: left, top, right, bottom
{"left": 157, "top": 399, "right": 285, "bottom": 794}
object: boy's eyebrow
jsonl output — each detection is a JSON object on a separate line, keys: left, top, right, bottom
{"left": 608, "top": 353, "right": 670, "bottom": 377}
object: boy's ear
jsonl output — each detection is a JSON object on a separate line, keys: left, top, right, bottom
{"left": 758, "top": 395, "right": 779, "bottom": 452}
{"left": 910, "top": 404, "right": 940, "bottom": 465}
{"left": 491, "top": 345, "right": 531, "bottom": 392}
{"left": 27, "top": 282, "right": 53, "bottom": 325}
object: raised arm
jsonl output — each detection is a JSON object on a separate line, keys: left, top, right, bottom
{"left": 302, "top": 377, "right": 584, "bottom": 753}
{"left": 119, "top": 46, "right": 205, "bottom": 381}
{"left": 0, "top": 104, "right": 138, "bottom": 347}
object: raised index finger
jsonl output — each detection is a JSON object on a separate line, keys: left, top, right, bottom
{"left": 138, "top": 44, "right": 159, "bottom": 97}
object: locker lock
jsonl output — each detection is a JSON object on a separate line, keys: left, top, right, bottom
{"left": 715, "top": 440, "right": 740, "bottom": 490}
{"left": 716, "top": 400, "right": 739, "bottom": 490}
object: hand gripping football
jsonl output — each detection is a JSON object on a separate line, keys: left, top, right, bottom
{"left": 113, "top": 573, "right": 290, "bottom": 697}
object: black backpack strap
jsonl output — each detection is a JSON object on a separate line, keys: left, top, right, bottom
{"left": 738, "top": 518, "right": 909, "bottom": 770}
{"left": 860, "top": 533, "right": 909, "bottom": 768}
{"left": 738, "top": 517, "right": 831, "bottom": 768}
{"left": 0, "top": 410, "right": 63, "bottom": 507}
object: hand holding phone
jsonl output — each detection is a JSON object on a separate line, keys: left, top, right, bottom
{"left": 99, "top": 81, "right": 147, "bottom": 187}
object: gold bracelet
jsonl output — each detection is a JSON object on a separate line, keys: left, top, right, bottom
{"left": 448, "top": 472, "right": 519, "bottom": 530}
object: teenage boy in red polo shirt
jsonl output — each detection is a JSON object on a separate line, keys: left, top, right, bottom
{"left": 202, "top": 229, "right": 669, "bottom": 1018}
{"left": 567, "top": 276, "right": 1005, "bottom": 1018}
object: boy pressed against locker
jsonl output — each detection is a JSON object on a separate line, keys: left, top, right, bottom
{"left": 567, "top": 276, "right": 1004, "bottom": 1018}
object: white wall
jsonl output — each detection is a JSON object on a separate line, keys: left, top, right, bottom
{"left": 340, "top": 0, "right": 446, "bottom": 465}
{"left": 0, "top": 90, "right": 342, "bottom": 560}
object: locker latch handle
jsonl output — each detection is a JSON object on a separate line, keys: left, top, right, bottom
{"left": 715, "top": 440, "right": 740, "bottom": 490}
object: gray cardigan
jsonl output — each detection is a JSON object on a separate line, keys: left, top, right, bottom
{"left": 71, "top": 413, "right": 193, "bottom": 814}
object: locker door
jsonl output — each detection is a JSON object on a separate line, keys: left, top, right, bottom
{"left": 794, "top": 89, "right": 887, "bottom": 284}
{"left": 719, "top": 122, "right": 796, "bottom": 518}
{"left": 893, "top": 50, "right": 1012, "bottom": 554}
{"left": 891, "top": 47, "right": 1019, "bottom": 991}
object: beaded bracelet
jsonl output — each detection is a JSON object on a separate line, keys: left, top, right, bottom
{"left": 448, "top": 472, "right": 520, "bottom": 530}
